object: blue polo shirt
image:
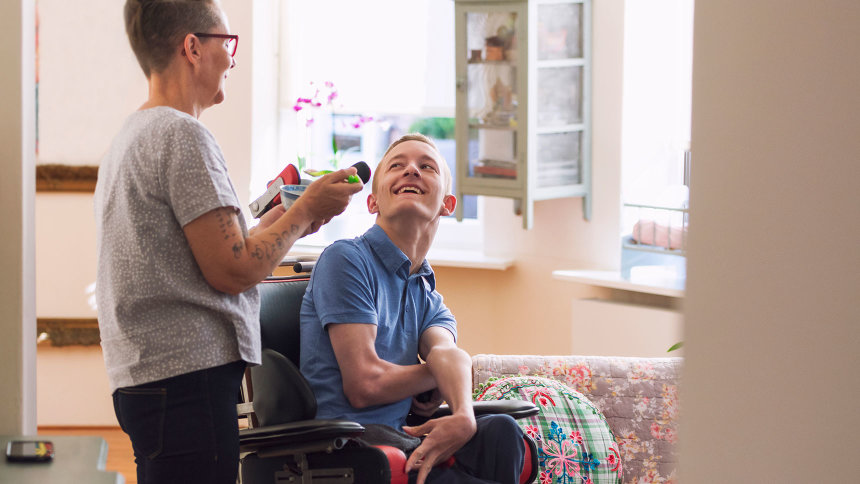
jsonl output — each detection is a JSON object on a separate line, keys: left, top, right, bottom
{"left": 300, "top": 224, "right": 457, "bottom": 429}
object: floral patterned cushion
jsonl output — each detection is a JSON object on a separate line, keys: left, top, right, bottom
{"left": 475, "top": 375, "right": 622, "bottom": 484}
{"left": 472, "top": 354, "right": 681, "bottom": 484}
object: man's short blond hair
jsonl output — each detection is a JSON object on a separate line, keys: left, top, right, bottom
{"left": 372, "top": 133, "right": 453, "bottom": 195}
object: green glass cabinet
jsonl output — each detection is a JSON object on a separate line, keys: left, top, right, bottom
{"left": 454, "top": 0, "right": 592, "bottom": 228}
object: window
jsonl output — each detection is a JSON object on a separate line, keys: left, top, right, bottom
{"left": 621, "top": 0, "right": 694, "bottom": 206}
{"left": 620, "top": 0, "right": 694, "bottom": 285}
{"left": 265, "top": 0, "right": 481, "bottom": 249}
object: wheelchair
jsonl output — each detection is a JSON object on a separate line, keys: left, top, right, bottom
{"left": 237, "top": 275, "right": 539, "bottom": 483}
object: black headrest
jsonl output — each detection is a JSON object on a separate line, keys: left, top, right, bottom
{"left": 258, "top": 277, "right": 309, "bottom": 366}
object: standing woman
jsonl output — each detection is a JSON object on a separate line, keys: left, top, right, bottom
{"left": 94, "top": 1, "right": 362, "bottom": 483}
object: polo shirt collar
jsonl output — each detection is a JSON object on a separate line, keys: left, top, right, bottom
{"left": 363, "top": 225, "right": 435, "bottom": 285}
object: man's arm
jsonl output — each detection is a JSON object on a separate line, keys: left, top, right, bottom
{"left": 328, "top": 323, "right": 438, "bottom": 408}
{"left": 417, "top": 327, "right": 474, "bottom": 419}
{"left": 403, "top": 327, "right": 477, "bottom": 484}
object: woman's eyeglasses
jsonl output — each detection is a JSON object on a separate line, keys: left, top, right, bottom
{"left": 194, "top": 33, "right": 239, "bottom": 57}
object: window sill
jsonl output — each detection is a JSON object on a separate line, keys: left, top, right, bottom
{"left": 284, "top": 244, "right": 514, "bottom": 271}
{"left": 552, "top": 269, "right": 685, "bottom": 298}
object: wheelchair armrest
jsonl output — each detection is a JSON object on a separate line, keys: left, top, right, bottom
{"left": 471, "top": 400, "right": 539, "bottom": 419}
{"left": 466, "top": 400, "right": 539, "bottom": 419}
{"left": 407, "top": 400, "right": 539, "bottom": 426}
{"left": 239, "top": 418, "right": 365, "bottom": 454}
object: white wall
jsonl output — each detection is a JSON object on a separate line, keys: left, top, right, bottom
{"left": 37, "top": 0, "right": 146, "bottom": 165}
{"left": 35, "top": 193, "right": 112, "bottom": 425}
{"left": 37, "top": 346, "right": 115, "bottom": 427}
{"left": 38, "top": 0, "right": 261, "bottom": 207}
{"left": 569, "top": 299, "right": 682, "bottom": 358}
{"left": 35, "top": 194, "right": 99, "bottom": 317}
{"left": 680, "top": 1, "right": 860, "bottom": 481}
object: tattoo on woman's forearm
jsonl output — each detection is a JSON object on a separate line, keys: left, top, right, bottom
{"left": 232, "top": 242, "right": 244, "bottom": 259}
{"left": 242, "top": 223, "right": 302, "bottom": 264}
{"left": 282, "top": 224, "right": 301, "bottom": 240}
{"left": 270, "top": 233, "right": 285, "bottom": 251}
{"left": 247, "top": 238, "right": 282, "bottom": 262}
{"left": 249, "top": 244, "right": 264, "bottom": 260}
{"left": 263, "top": 240, "right": 275, "bottom": 259}
{"left": 216, "top": 209, "right": 236, "bottom": 241}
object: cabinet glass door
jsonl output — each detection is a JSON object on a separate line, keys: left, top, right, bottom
{"left": 535, "top": 1, "right": 585, "bottom": 189}
{"left": 464, "top": 10, "right": 521, "bottom": 183}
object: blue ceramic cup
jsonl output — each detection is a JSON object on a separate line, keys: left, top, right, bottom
{"left": 280, "top": 182, "right": 309, "bottom": 210}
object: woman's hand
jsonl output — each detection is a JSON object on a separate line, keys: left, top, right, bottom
{"left": 290, "top": 167, "right": 363, "bottom": 228}
{"left": 250, "top": 204, "right": 286, "bottom": 236}
{"left": 301, "top": 218, "right": 327, "bottom": 237}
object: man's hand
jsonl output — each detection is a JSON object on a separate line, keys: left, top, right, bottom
{"left": 410, "top": 389, "right": 443, "bottom": 418}
{"left": 402, "top": 413, "right": 477, "bottom": 484}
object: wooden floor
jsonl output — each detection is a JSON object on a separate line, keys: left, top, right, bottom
{"left": 38, "top": 426, "right": 136, "bottom": 484}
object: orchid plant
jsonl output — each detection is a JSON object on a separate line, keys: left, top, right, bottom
{"left": 293, "top": 81, "right": 373, "bottom": 171}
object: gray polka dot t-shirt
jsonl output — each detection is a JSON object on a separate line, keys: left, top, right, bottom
{"left": 94, "top": 106, "right": 260, "bottom": 392}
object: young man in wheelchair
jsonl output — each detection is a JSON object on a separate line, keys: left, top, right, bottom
{"left": 300, "top": 134, "right": 525, "bottom": 483}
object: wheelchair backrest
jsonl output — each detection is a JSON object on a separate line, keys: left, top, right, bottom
{"left": 258, "top": 276, "right": 310, "bottom": 367}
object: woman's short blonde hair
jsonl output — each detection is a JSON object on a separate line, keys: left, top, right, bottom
{"left": 373, "top": 133, "right": 453, "bottom": 195}
{"left": 124, "top": 0, "right": 222, "bottom": 78}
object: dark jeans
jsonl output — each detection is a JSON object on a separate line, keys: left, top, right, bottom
{"left": 411, "top": 414, "right": 525, "bottom": 484}
{"left": 112, "top": 360, "right": 246, "bottom": 484}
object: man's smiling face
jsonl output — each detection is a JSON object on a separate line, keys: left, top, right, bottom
{"left": 367, "top": 139, "right": 456, "bottom": 222}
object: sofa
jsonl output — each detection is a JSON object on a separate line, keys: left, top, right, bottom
{"left": 472, "top": 354, "right": 682, "bottom": 483}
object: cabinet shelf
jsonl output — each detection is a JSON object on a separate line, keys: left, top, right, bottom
{"left": 535, "top": 124, "right": 586, "bottom": 134}
{"left": 467, "top": 60, "right": 517, "bottom": 66}
{"left": 469, "top": 123, "right": 518, "bottom": 131}
{"left": 536, "top": 58, "right": 585, "bottom": 68}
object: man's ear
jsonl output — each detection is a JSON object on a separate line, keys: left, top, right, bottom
{"left": 181, "top": 33, "right": 202, "bottom": 65}
{"left": 439, "top": 194, "right": 457, "bottom": 216}
{"left": 367, "top": 193, "right": 379, "bottom": 214}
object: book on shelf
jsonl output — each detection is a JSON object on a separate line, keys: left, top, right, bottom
{"left": 473, "top": 159, "right": 517, "bottom": 179}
